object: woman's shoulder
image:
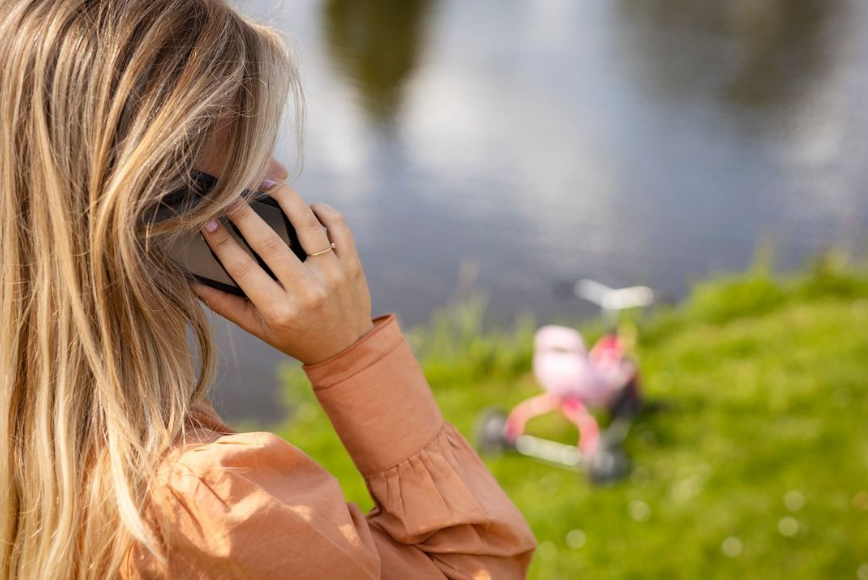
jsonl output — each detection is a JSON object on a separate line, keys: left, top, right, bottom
{"left": 160, "top": 400, "right": 330, "bottom": 487}
{"left": 123, "top": 403, "right": 351, "bottom": 579}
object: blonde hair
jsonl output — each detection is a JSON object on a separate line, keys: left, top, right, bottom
{"left": 0, "top": 0, "right": 301, "bottom": 577}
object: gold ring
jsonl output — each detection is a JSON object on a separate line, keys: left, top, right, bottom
{"left": 307, "top": 242, "right": 336, "bottom": 257}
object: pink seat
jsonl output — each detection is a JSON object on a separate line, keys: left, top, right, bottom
{"left": 532, "top": 325, "right": 623, "bottom": 407}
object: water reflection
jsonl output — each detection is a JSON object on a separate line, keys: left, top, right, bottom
{"left": 322, "top": 0, "right": 435, "bottom": 122}
{"left": 723, "top": 0, "right": 843, "bottom": 109}
{"left": 616, "top": 0, "right": 846, "bottom": 114}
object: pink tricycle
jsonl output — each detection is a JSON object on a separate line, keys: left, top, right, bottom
{"left": 475, "top": 280, "right": 655, "bottom": 483}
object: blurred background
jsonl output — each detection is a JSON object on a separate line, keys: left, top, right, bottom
{"left": 205, "top": 2, "right": 868, "bottom": 578}
{"left": 211, "top": 0, "right": 868, "bottom": 423}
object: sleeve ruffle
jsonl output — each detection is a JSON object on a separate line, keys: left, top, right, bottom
{"left": 304, "top": 312, "right": 536, "bottom": 575}
{"left": 365, "top": 422, "right": 535, "bottom": 557}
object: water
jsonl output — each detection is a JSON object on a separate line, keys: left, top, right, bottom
{"left": 211, "top": 0, "right": 868, "bottom": 422}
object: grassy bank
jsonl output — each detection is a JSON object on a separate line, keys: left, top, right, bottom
{"left": 268, "top": 253, "right": 868, "bottom": 579}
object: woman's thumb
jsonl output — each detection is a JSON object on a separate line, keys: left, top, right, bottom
{"left": 191, "top": 283, "right": 254, "bottom": 330}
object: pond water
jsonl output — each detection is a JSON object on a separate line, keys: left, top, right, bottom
{"left": 213, "top": 0, "right": 868, "bottom": 422}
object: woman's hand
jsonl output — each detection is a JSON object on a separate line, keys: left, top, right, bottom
{"left": 191, "top": 182, "right": 375, "bottom": 366}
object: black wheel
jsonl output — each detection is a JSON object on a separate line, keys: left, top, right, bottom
{"left": 474, "top": 408, "right": 513, "bottom": 455}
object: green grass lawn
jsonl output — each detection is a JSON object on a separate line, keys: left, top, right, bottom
{"left": 254, "top": 253, "right": 868, "bottom": 579}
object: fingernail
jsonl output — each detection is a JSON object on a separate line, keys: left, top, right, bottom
{"left": 259, "top": 179, "right": 277, "bottom": 191}
{"left": 203, "top": 219, "right": 218, "bottom": 232}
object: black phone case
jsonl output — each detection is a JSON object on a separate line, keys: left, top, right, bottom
{"left": 153, "top": 170, "right": 307, "bottom": 299}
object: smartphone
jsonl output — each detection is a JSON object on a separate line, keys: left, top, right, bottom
{"left": 154, "top": 170, "right": 306, "bottom": 299}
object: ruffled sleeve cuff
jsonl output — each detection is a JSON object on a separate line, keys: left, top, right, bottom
{"left": 302, "top": 313, "right": 445, "bottom": 476}
{"left": 365, "top": 420, "right": 537, "bottom": 556}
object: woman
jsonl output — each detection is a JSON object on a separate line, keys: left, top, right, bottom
{"left": 0, "top": 0, "right": 536, "bottom": 579}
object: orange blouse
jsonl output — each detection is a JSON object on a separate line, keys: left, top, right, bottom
{"left": 121, "top": 313, "right": 537, "bottom": 579}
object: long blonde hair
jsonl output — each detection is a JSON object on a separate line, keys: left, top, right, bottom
{"left": 0, "top": 0, "right": 301, "bottom": 577}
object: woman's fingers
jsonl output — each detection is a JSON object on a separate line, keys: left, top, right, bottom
{"left": 222, "top": 197, "right": 309, "bottom": 288}
{"left": 265, "top": 184, "right": 338, "bottom": 265}
{"left": 191, "top": 282, "right": 265, "bottom": 337}
{"left": 199, "top": 218, "right": 287, "bottom": 317}
{"left": 309, "top": 201, "right": 361, "bottom": 267}
{"left": 191, "top": 173, "right": 374, "bottom": 364}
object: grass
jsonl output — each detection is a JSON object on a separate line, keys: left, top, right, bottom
{"left": 260, "top": 251, "right": 868, "bottom": 579}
